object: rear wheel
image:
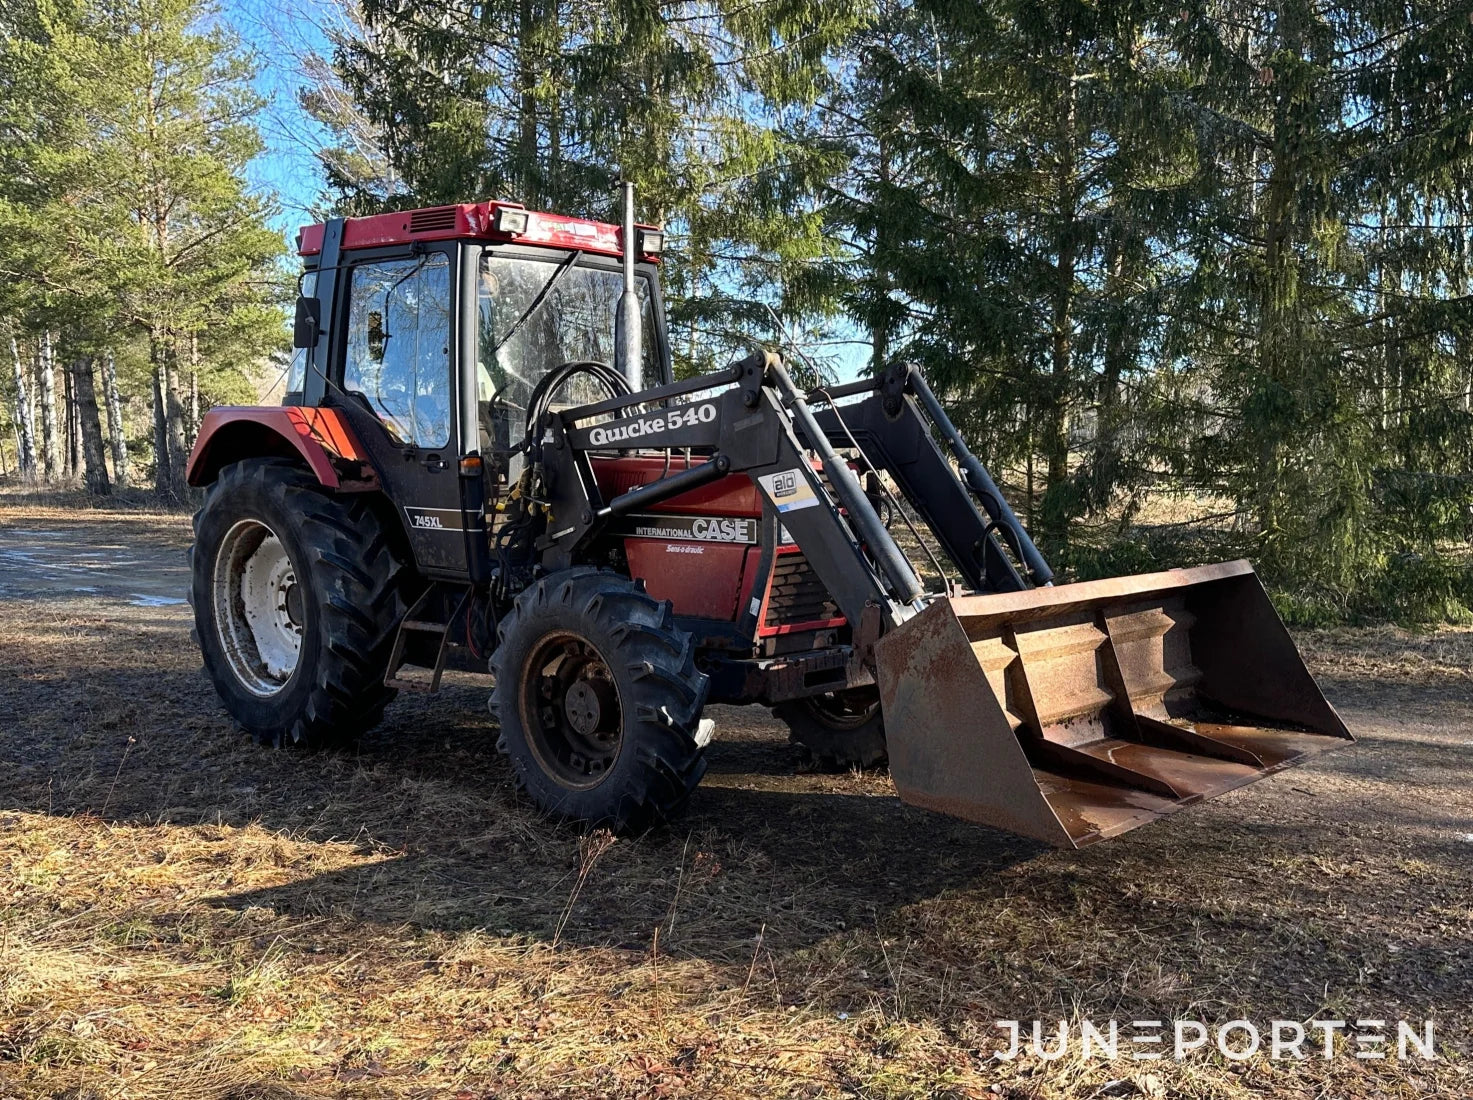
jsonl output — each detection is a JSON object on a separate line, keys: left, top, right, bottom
{"left": 489, "top": 569, "right": 708, "bottom": 831}
{"left": 774, "top": 687, "right": 888, "bottom": 770}
{"left": 190, "top": 458, "right": 407, "bottom": 748}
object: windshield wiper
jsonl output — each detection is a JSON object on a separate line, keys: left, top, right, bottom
{"left": 489, "top": 250, "right": 580, "bottom": 360}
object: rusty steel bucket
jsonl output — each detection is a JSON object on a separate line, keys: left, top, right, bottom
{"left": 873, "top": 560, "right": 1351, "bottom": 847}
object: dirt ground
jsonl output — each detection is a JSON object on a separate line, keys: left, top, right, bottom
{"left": 0, "top": 498, "right": 1469, "bottom": 1099}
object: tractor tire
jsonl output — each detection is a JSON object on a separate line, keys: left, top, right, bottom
{"left": 773, "top": 688, "right": 888, "bottom": 771}
{"left": 489, "top": 569, "right": 709, "bottom": 831}
{"left": 190, "top": 458, "right": 407, "bottom": 749}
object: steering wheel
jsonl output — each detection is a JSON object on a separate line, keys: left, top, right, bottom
{"left": 482, "top": 361, "right": 634, "bottom": 475}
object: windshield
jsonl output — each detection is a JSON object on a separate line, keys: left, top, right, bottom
{"left": 476, "top": 252, "right": 657, "bottom": 478}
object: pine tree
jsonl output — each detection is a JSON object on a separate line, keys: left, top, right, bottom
{"left": 0, "top": 0, "right": 284, "bottom": 497}
{"left": 1166, "top": 0, "right": 1473, "bottom": 616}
{"left": 70, "top": 354, "right": 109, "bottom": 493}
{"left": 833, "top": 0, "right": 1200, "bottom": 555}
{"left": 97, "top": 0, "right": 284, "bottom": 497}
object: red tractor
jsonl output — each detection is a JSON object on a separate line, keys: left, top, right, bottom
{"left": 186, "top": 188, "right": 1351, "bottom": 847}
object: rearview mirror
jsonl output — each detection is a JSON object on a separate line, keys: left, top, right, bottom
{"left": 293, "top": 296, "right": 321, "bottom": 349}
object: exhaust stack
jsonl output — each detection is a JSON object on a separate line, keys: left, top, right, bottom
{"left": 615, "top": 181, "right": 642, "bottom": 391}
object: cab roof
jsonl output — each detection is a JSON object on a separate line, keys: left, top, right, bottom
{"left": 296, "top": 201, "right": 662, "bottom": 261}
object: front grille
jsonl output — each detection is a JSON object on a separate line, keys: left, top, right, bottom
{"left": 409, "top": 206, "right": 459, "bottom": 232}
{"left": 764, "top": 550, "right": 841, "bottom": 627}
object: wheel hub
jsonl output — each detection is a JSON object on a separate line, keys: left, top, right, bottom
{"left": 282, "top": 581, "right": 304, "bottom": 628}
{"left": 213, "top": 519, "right": 303, "bottom": 697}
{"left": 522, "top": 632, "right": 623, "bottom": 788}
{"left": 564, "top": 678, "right": 615, "bottom": 735}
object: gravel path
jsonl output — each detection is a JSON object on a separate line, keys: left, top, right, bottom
{"left": 0, "top": 523, "right": 190, "bottom": 607}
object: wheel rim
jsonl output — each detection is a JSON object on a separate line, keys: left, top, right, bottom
{"left": 519, "top": 630, "right": 623, "bottom": 789}
{"left": 212, "top": 518, "right": 303, "bottom": 697}
{"left": 803, "top": 688, "right": 880, "bottom": 730}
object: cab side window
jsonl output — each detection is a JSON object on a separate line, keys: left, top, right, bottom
{"left": 343, "top": 254, "right": 452, "bottom": 447}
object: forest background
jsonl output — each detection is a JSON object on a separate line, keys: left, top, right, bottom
{"left": 3, "top": 0, "right": 1473, "bottom": 625}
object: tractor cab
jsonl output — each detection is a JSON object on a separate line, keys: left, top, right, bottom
{"left": 285, "top": 200, "right": 670, "bottom": 574}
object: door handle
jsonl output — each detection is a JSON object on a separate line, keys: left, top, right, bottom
{"left": 421, "top": 454, "right": 448, "bottom": 471}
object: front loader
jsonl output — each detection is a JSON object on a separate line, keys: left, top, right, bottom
{"left": 186, "top": 189, "right": 1350, "bottom": 848}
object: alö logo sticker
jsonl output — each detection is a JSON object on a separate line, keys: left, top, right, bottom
{"left": 757, "top": 468, "right": 820, "bottom": 512}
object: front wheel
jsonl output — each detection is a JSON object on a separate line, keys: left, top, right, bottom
{"left": 489, "top": 570, "right": 709, "bottom": 831}
{"left": 190, "top": 458, "right": 407, "bottom": 748}
{"left": 773, "top": 687, "right": 888, "bottom": 770}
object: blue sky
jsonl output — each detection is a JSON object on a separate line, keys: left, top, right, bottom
{"left": 218, "top": 0, "right": 336, "bottom": 233}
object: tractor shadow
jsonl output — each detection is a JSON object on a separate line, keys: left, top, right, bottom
{"left": 0, "top": 643, "right": 1047, "bottom": 963}
{"left": 203, "top": 703, "right": 1052, "bottom": 959}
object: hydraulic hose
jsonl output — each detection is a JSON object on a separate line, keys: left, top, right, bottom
{"left": 904, "top": 367, "right": 1055, "bottom": 586}
{"left": 768, "top": 360, "right": 926, "bottom": 609}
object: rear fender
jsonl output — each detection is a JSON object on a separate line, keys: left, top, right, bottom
{"left": 187, "top": 406, "right": 378, "bottom": 490}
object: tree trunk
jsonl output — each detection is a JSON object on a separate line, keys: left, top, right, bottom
{"left": 1040, "top": 64, "right": 1078, "bottom": 550}
{"left": 871, "top": 130, "right": 894, "bottom": 370}
{"left": 8, "top": 333, "right": 38, "bottom": 481}
{"left": 516, "top": 0, "right": 539, "bottom": 202}
{"left": 103, "top": 349, "right": 129, "bottom": 489}
{"left": 64, "top": 358, "right": 80, "bottom": 479}
{"left": 152, "top": 364, "right": 170, "bottom": 495}
{"left": 37, "top": 331, "right": 60, "bottom": 480}
{"left": 1255, "top": 127, "right": 1295, "bottom": 537}
{"left": 188, "top": 331, "right": 200, "bottom": 445}
{"left": 71, "top": 356, "right": 111, "bottom": 495}
{"left": 1095, "top": 239, "right": 1130, "bottom": 506}
{"left": 162, "top": 348, "right": 190, "bottom": 498}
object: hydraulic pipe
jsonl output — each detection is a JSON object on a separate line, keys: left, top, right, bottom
{"left": 597, "top": 454, "right": 730, "bottom": 518}
{"left": 904, "top": 367, "right": 1055, "bottom": 586}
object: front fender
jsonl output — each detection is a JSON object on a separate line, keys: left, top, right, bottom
{"left": 186, "top": 406, "right": 378, "bottom": 489}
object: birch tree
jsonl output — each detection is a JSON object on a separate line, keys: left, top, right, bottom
{"left": 36, "top": 332, "right": 59, "bottom": 480}
{"left": 7, "top": 332, "right": 38, "bottom": 481}
{"left": 101, "top": 348, "right": 129, "bottom": 488}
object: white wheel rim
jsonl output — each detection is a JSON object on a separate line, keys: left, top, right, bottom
{"left": 213, "top": 518, "right": 303, "bottom": 697}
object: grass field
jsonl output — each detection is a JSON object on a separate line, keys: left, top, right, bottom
{"left": 0, "top": 497, "right": 1469, "bottom": 1099}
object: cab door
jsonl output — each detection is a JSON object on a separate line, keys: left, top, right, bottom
{"left": 332, "top": 247, "right": 469, "bottom": 576}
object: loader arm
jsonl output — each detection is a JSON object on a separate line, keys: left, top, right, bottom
{"left": 536, "top": 354, "right": 1049, "bottom": 634}
{"left": 535, "top": 350, "right": 926, "bottom": 638}
{"left": 805, "top": 364, "right": 1038, "bottom": 596}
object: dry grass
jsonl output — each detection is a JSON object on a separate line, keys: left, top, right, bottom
{"left": 0, "top": 501, "right": 1470, "bottom": 1099}
{"left": 1299, "top": 625, "right": 1473, "bottom": 688}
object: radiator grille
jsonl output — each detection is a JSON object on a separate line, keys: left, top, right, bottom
{"left": 764, "top": 550, "right": 841, "bottom": 628}
{"left": 409, "top": 206, "right": 459, "bottom": 232}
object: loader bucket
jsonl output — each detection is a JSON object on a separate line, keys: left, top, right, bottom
{"left": 873, "top": 560, "right": 1351, "bottom": 848}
